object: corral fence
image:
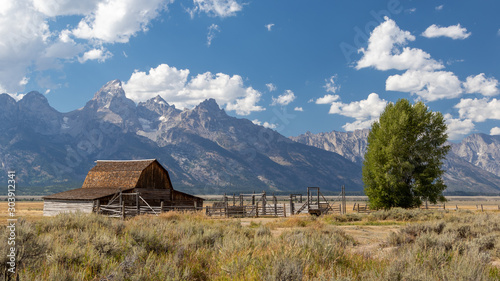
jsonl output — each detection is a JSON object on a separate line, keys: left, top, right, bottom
{"left": 206, "top": 187, "right": 349, "bottom": 218}
{"left": 94, "top": 191, "right": 201, "bottom": 219}
{"left": 353, "top": 202, "right": 371, "bottom": 213}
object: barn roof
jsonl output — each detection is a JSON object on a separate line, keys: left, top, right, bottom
{"left": 43, "top": 188, "right": 120, "bottom": 200}
{"left": 82, "top": 159, "right": 163, "bottom": 189}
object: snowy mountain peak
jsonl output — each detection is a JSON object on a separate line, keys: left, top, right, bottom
{"left": 92, "top": 79, "right": 126, "bottom": 104}
{"left": 152, "top": 95, "right": 168, "bottom": 106}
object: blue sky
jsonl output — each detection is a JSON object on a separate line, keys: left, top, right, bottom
{"left": 2, "top": 0, "right": 500, "bottom": 140}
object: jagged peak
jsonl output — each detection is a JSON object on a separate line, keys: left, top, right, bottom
{"left": 0, "top": 93, "right": 17, "bottom": 104}
{"left": 151, "top": 95, "right": 169, "bottom": 106}
{"left": 195, "top": 98, "right": 222, "bottom": 112}
{"left": 19, "top": 91, "right": 48, "bottom": 104}
{"left": 103, "top": 79, "right": 122, "bottom": 90}
{"left": 93, "top": 79, "right": 126, "bottom": 101}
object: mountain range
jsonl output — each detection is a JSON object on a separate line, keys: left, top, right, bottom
{"left": 291, "top": 130, "right": 500, "bottom": 194}
{"left": 1, "top": 79, "right": 499, "bottom": 195}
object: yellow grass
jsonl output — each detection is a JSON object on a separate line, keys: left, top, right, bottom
{"left": 0, "top": 202, "right": 44, "bottom": 225}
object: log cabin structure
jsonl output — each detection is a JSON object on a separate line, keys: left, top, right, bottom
{"left": 43, "top": 159, "right": 203, "bottom": 217}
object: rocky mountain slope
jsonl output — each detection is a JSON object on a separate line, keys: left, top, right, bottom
{"left": 0, "top": 80, "right": 362, "bottom": 194}
{"left": 292, "top": 131, "right": 500, "bottom": 194}
{"left": 451, "top": 134, "right": 500, "bottom": 177}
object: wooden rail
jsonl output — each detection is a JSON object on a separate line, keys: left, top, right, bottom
{"left": 353, "top": 202, "right": 371, "bottom": 213}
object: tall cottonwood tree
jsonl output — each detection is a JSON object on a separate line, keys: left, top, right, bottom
{"left": 363, "top": 99, "right": 450, "bottom": 209}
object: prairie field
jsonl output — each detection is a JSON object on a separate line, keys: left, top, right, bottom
{"left": 2, "top": 200, "right": 500, "bottom": 280}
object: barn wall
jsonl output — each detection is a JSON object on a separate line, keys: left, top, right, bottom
{"left": 134, "top": 188, "right": 171, "bottom": 203}
{"left": 136, "top": 162, "right": 173, "bottom": 190}
{"left": 43, "top": 200, "right": 94, "bottom": 216}
{"left": 171, "top": 190, "right": 204, "bottom": 207}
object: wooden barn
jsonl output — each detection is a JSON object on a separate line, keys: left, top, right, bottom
{"left": 43, "top": 159, "right": 203, "bottom": 217}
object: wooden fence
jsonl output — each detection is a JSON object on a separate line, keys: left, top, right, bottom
{"left": 206, "top": 203, "right": 287, "bottom": 218}
{"left": 353, "top": 202, "right": 371, "bottom": 213}
{"left": 95, "top": 192, "right": 202, "bottom": 219}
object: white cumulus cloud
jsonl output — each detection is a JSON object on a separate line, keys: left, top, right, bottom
{"left": 271, "top": 90, "right": 296, "bottom": 106}
{"left": 463, "top": 73, "right": 499, "bottom": 96}
{"left": 343, "top": 120, "right": 378, "bottom": 132}
{"left": 444, "top": 114, "right": 475, "bottom": 140}
{"left": 455, "top": 98, "right": 500, "bottom": 122}
{"left": 328, "top": 93, "right": 387, "bottom": 120}
{"left": 33, "top": 0, "right": 101, "bottom": 17}
{"left": 294, "top": 107, "right": 303, "bottom": 112}
{"left": 123, "top": 63, "right": 264, "bottom": 115}
{"left": 78, "top": 47, "right": 113, "bottom": 63}
{"left": 0, "top": 0, "right": 51, "bottom": 92}
{"left": 422, "top": 24, "right": 471, "bottom": 40}
{"left": 490, "top": 127, "right": 500, "bottom": 135}
{"left": 318, "top": 93, "right": 387, "bottom": 131}
{"left": 225, "top": 88, "right": 265, "bottom": 115}
{"left": 71, "top": 0, "right": 171, "bottom": 43}
{"left": 252, "top": 119, "right": 277, "bottom": 129}
{"left": 386, "top": 70, "right": 463, "bottom": 101}
{"left": 315, "top": 94, "right": 340, "bottom": 104}
{"left": 356, "top": 17, "right": 443, "bottom": 71}
{"left": 189, "top": 0, "right": 242, "bottom": 18}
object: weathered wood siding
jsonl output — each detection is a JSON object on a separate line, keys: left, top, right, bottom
{"left": 172, "top": 190, "right": 204, "bottom": 207}
{"left": 136, "top": 162, "right": 173, "bottom": 190}
{"left": 133, "top": 188, "right": 172, "bottom": 203}
{"left": 43, "top": 199, "right": 94, "bottom": 216}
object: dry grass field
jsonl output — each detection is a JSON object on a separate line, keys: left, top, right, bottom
{"left": 2, "top": 198, "right": 500, "bottom": 280}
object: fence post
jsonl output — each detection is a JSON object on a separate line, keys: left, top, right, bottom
{"left": 136, "top": 192, "right": 140, "bottom": 216}
{"left": 263, "top": 191, "right": 267, "bottom": 216}
{"left": 273, "top": 193, "right": 277, "bottom": 216}
{"left": 443, "top": 202, "right": 445, "bottom": 210}
{"left": 160, "top": 200, "right": 164, "bottom": 213}
{"left": 121, "top": 201, "right": 125, "bottom": 220}
{"left": 353, "top": 202, "right": 356, "bottom": 211}
{"left": 283, "top": 203, "right": 287, "bottom": 217}
{"left": 425, "top": 200, "right": 428, "bottom": 210}
{"left": 481, "top": 204, "right": 484, "bottom": 212}
{"left": 456, "top": 204, "right": 458, "bottom": 211}
{"left": 252, "top": 191, "right": 255, "bottom": 206}
{"left": 256, "top": 202, "right": 259, "bottom": 218}
{"left": 289, "top": 195, "right": 294, "bottom": 215}
{"left": 357, "top": 203, "right": 360, "bottom": 213}
{"left": 225, "top": 198, "right": 229, "bottom": 218}
{"left": 96, "top": 199, "right": 101, "bottom": 214}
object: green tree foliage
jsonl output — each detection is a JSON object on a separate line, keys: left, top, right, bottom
{"left": 363, "top": 99, "right": 450, "bottom": 209}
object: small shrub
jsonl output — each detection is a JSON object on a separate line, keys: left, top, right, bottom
{"left": 255, "top": 225, "right": 271, "bottom": 237}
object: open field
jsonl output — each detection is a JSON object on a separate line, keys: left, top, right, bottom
{"left": 2, "top": 195, "right": 500, "bottom": 224}
{"left": 3, "top": 201, "right": 500, "bottom": 280}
